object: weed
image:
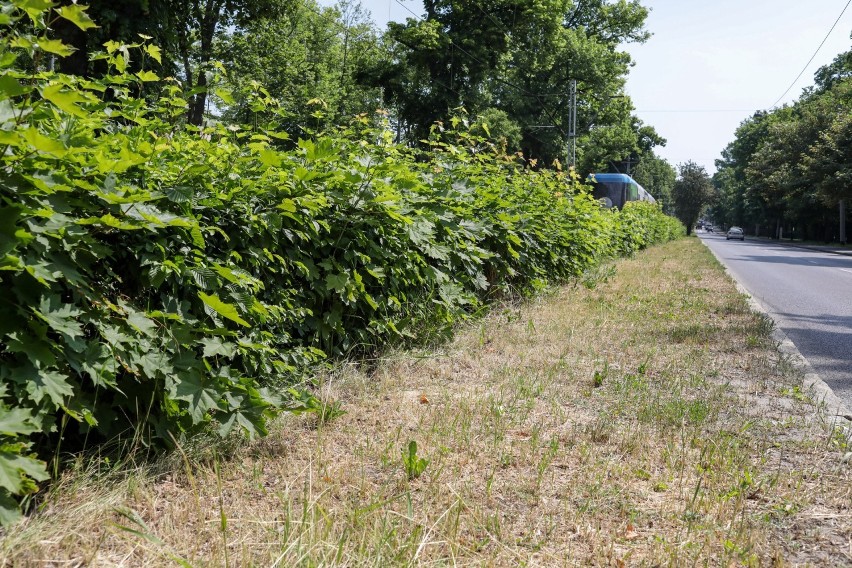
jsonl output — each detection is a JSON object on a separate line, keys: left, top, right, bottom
{"left": 780, "top": 385, "right": 813, "bottom": 404}
{"left": 828, "top": 425, "right": 851, "bottom": 450}
{"left": 290, "top": 390, "right": 347, "bottom": 427}
{"left": 593, "top": 362, "right": 608, "bottom": 388}
{"left": 402, "top": 441, "right": 429, "bottom": 480}
{"left": 668, "top": 323, "right": 714, "bottom": 343}
{"left": 581, "top": 264, "right": 617, "bottom": 289}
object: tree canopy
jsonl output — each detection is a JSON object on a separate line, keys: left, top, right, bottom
{"left": 360, "top": 0, "right": 662, "bottom": 171}
{"left": 45, "top": 0, "right": 664, "bottom": 171}
{"left": 713, "top": 46, "right": 852, "bottom": 241}
{"left": 672, "top": 161, "right": 714, "bottom": 236}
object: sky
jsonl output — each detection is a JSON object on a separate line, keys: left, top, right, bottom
{"left": 319, "top": 0, "right": 852, "bottom": 175}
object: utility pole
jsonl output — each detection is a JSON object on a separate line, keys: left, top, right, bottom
{"left": 567, "top": 79, "right": 577, "bottom": 168}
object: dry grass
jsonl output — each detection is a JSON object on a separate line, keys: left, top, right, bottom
{"left": 3, "top": 237, "right": 852, "bottom": 567}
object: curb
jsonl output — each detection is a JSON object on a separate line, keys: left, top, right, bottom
{"left": 700, "top": 238, "right": 852, "bottom": 424}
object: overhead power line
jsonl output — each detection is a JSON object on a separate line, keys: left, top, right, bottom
{"left": 635, "top": 109, "right": 762, "bottom": 113}
{"left": 769, "top": 0, "right": 852, "bottom": 108}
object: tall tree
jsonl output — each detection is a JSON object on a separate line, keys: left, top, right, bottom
{"left": 713, "top": 111, "right": 775, "bottom": 232}
{"left": 217, "top": 0, "right": 382, "bottom": 132}
{"left": 166, "top": 0, "right": 294, "bottom": 125}
{"left": 812, "top": 42, "right": 852, "bottom": 93}
{"left": 363, "top": 0, "right": 659, "bottom": 167}
{"left": 672, "top": 161, "right": 714, "bottom": 236}
{"left": 803, "top": 112, "right": 852, "bottom": 205}
{"left": 366, "top": 0, "right": 519, "bottom": 143}
{"left": 714, "top": 48, "right": 852, "bottom": 239}
{"left": 51, "top": 0, "right": 293, "bottom": 125}
{"left": 743, "top": 115, "right": 797, "bottom": 236}
{"left": 494, "top": 0, "right": 653, "bottom": 169}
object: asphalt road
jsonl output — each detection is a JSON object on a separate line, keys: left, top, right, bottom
{"left": 698, "top": 232, "right": 852, "bottom": 407}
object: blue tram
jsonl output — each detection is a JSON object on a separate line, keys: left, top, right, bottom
{"left": 587, "top": 173, "right": 655, "bottom": 209}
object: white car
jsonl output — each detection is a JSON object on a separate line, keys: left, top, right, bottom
{"left": 726, "top": 227, "right": 744, "bottom": 241}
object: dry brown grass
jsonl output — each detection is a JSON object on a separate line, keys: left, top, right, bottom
{"left": 3, "top": 237, "right": 852, "bottom": 567}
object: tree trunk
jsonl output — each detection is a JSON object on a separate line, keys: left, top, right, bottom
{"left": 179, "top": 0, "right": 223, "bottom": 126}
{"left": 189, "top": 72, "right": 208, "bottom": 126}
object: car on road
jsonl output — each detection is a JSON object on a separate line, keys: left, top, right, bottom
{"left": 726, "top": 226, "right": 744, "bottom": 241}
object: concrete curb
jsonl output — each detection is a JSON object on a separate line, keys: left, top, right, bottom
{"left": 700, "top": 238, "right": 852, "bottom": 424}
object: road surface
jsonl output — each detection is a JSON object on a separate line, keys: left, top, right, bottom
{"left": 699, "top": 232, "right": 852, "bottom": 408}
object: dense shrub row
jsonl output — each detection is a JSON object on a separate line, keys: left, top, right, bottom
{"left": 0, "top": 3, "right": 683, "bottom": 524}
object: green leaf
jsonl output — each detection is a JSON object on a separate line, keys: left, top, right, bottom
{"left": 164, "top": 186, "right": 193, "bottom": 203}
{"left": 0, "top": 451, "right": 49, "bottom": 495}
{"left": 12, "top": 364, "right": 74, "bottom": 407}
{"left": 144, "top": 44, "right": 162, "bottom": 64}
{"left": 217, "top": 409, "right": 265, "bottom": 439}
{"left": 78, "top": 342, "right": 119, "bottom": 389}
{"left": 127, "top": 311, "right": 157, "bottom": 337}
{"left": 325, "top": 273, "right": 348, "bottom": 294}
{"left": 198, "top": 292, "right": 250, "bottom": 327}
{"left": 402, "top": 440, "right": 429, "bottom": 479}
{"left": 0, "top": 489, "right": 22, "bottom": 527}
{"left": 36, "top": 37, "right": 75, "bottom": 57}
{"left": 0, "top": 130, "right": 20, "bottom": 148}
{"left": 122, "top": 203, "right": 192, "bottom": 228}
{"left": 189, "top": 267, "right": 216, "bottom": 289}
{"left": 200, "top": 337, "right": 237, "bottom": 359}
{"left": 170, "top": 372, "right": 221, "bottom": 424}
{"left": 4, "top": 332, "right": 56, "bottom": 370}
{"left": 363, "top": 293, "right": 379, "bottom": 310}
{"left": 0, "top": 408, "right": 40, "bottom": 436}
{"left": 34, "top": 295, "right": 83, "bottom": 339}
{"left": 189, "top": 225, "right": 205, "bottom": 248}
{"left": 0, "top": 75, "right": 29, "bottom": 100}
{"left": 18, "top": 0, "right": 53, "bottom": 23}
{"left": 211, "top": 264, "right": 259, "bottom": 288}
{"left": 42, "top": 83, "right": 92, "bottom": 117}
{"left": 213, "top": 87, "right": 234, "bottom": 105}
{"left": 259, "top": 149, "right": 281, "bottom": 167}
{"left": 134, "top": 349, "right": 171, "bottom": 380}
{"left": 135, "top": 70, "right": 159, "bottom": 82}
{"left": 278, "top": 199, "right": 297, "bottom": 213}
{"left": 55, "top": 4, "right": 98, "bottom": 31}
{"left": 0, "top": 98, "right": 18, "bottom": 125}
{"left": 21, "top": 127, "right": 67, "bottom": 157}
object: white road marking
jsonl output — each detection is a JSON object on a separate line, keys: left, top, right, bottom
{"left": 839, "top": 269, "right": 852, "bottom": 275}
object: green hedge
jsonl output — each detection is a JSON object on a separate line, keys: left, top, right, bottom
{"left": 0, "top": 1, "right": 683, "bottom": 525}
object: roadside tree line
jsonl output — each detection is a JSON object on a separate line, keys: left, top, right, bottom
{"left": 711, "top": 46, "right": 852, "bottom": 241}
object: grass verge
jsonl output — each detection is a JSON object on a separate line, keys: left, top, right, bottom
{"left": 3, "top": 237, "right": 851, "bottom": 566}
